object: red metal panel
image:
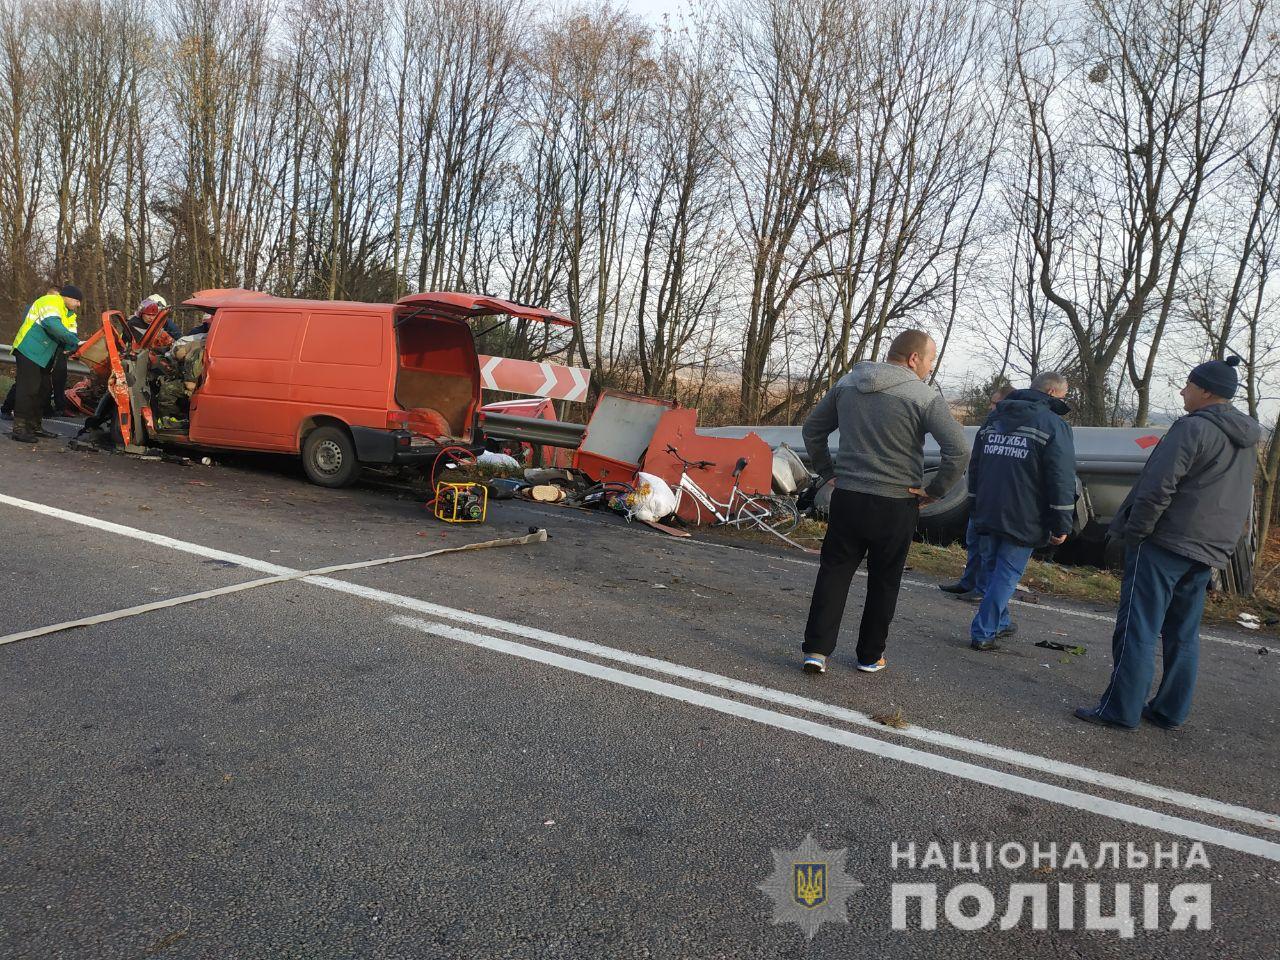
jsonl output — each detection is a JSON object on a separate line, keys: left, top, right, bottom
{"left": 395, "top": 292, "right": 574, "bottom": 327}
{"left": 572, "top": 391, "right": 674, "bottom": 482}
{"left": 641, "top": 409, "right": 774, "bottom": 524}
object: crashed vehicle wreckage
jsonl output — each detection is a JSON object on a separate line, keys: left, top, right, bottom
{"left": 67, "top": 289, "right": 574, "bottom": 486}
{"left": 54, "top": 288, "right": 1248, "bottom": 579}
{"left": 60, "top": 288, "right": 796, "bottom": 539}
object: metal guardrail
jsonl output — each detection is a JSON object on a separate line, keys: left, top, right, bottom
{"left": 478, "top": 411, "right": 587, "bottom": 449}
{"left": 0, "top": 344, "right": 91, "bottom": 376}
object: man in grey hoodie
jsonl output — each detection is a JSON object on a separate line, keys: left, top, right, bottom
{"left": 1076, "top": 357, "right": 1260, "bottom": 730}
{"left": 801, "top": 330, "right": 968, "bottom": 674}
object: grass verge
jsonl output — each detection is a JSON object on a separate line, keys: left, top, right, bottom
{"left": 714, "top": 521, "right": 1278, "bottom": 635}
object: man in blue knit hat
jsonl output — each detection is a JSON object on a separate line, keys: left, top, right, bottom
{"left": 1076, "top": 356, "right": 1259, "bottom": 730}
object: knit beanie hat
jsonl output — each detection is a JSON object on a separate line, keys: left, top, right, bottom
{"left": 1188, "top": 356, "right": 1240, "bottom": 399}
{"left": 59, "top": 284, "right": 83, "bottom": 302}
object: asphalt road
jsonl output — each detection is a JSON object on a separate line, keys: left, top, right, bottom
{"left": 1, "top": 425, "right": 1278, "bottom": 959}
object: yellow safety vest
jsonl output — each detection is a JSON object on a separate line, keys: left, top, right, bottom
{"left": 13, "top": 294, "right": 77, "bottom": 350}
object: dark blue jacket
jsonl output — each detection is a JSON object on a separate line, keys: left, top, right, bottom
{"left": 967, "top": 389, "right": 1077, "bottom": 547}
{"left": 1110, "top": 403, "right": 1260, "bottom": 569}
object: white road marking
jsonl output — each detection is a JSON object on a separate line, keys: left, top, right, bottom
{"left": 321, "top": 577, "right": 1279, "bottom": 834}
{"left": 2, "top": 492, "right": 1278, "bottom": 855}
{"left": 393, "top": 615, "right": 1280, "bottom": 863}
{"left": 0, "top": 531, "right": 544, "bottom": 647}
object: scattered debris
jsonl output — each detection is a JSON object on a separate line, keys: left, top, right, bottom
{"left": 142, "top": 930, "right": 188, "bottom": 955}
{"left": 1237, "top": 612, "right": 1262, "bottom": 630}
{"left": 477, "top": 451, "right": 520, "bottom": 470}
{"left": 1035, "top": 640, "right": 1086, "bottom": 655}
{"left": 486, "top": 478, "right": 525, "bottom": 500}
{"left": 529, "top": 484, "right": 566, "bottom": 503}
{"left": 870, "top": 708, "right": 910, "bottom": 730}
{"left": 639, "top": 518, "right": 691, "bottom": 538}
{"left": 524, "top": 468, "right": 574, "bottom": 485}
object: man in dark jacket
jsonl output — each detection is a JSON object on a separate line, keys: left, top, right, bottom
{"left": 939, "top": 383, "right": 1014, "bottom": 602}
{"left": 1076, "top": 357, "right": 1260, "bottom": 730}
{"left": 801, "top": 329, "right": 968, "bottom": 674}
{"left": 967, "top": 372, "right": 1076, "bottom": 650}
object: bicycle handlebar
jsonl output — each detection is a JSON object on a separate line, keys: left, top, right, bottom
{"left": 665, "top": 444, "right": 715, "bottom": 471}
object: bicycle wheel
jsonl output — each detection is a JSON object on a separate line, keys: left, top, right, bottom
{"left": 735, "top": 495, "right": 800, "bottom": 535}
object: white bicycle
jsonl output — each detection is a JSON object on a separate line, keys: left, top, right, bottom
{"left": 665, "top": 444, "right": 800, "bottom": 536}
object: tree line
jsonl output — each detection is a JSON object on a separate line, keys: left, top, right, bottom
{"left": 1, "top": 0, "right": 1277, "bottom": 431}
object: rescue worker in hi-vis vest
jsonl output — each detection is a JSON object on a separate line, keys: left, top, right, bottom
{"left": 9, "top": 285, "right": 83, "bottom": 443}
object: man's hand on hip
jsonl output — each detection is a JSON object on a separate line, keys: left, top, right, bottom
{"left": 908, "top": 487, "right": 936, "bottom": 506}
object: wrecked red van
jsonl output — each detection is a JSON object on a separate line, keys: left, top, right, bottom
{"left": 82, "top": 289, "right": 572, "bottom": 487}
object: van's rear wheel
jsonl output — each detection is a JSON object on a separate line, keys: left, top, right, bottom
{"left": 303, "top": 425, "right": 360, "bottom": 488}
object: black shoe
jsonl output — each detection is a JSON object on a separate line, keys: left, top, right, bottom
{"left": 1141, "top": 706, "right": 1179, "bottom": 730}
{"left": 939, "top": 581, "right": 969, "bottom": 594}
{"left": 1073, "top": 706, "right": 1136, "bottom": 730}
{"left": 970, "top": 639, "right": 1000, "bottom": 652}
{"left": 997, "top": 621, "right": 1018, "bottom": 638}
{"left": 954, "top": 589, "right": 984, "bottom": 603}
{"left": 10, "top": 431, "right": 36, "bottom": 443}
{"left": 33, "top": 428, "right": 57, "bottom": 439}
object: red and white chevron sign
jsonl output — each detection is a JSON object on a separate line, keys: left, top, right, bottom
{"left": 477, "top": 355, "right": 591, "bottom": 402}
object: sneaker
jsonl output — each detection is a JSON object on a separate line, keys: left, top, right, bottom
{"left": 1141, "top": 706, "right": 1178, "bottom": 730}
{"left": 802, "top": 653, "right": 827, "bottom": 674}
{"left": 970, "top": 639, "right": 1000, "bottom": 652}
{"left": 856, "top": 658, "right": 887, "bottom": 673}
{"left": 938, "top": 581, "right": 969, "bottom": 594}
{"left": 1072, "top": 706, "right": 1136, "bottom": 730}
{"left": 997, "top": 622, "right": 1018, "bottom": 638}
{"left": 954, "top": 589, "right": 984, "bottom": 603}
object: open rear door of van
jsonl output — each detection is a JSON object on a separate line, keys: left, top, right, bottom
{"left": 392, "top": 293, "right": 573, "bottom": 442}
{"left": 394, "top": 292, "right": 574, "bottom": 327}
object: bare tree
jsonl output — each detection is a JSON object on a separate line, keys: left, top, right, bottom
{"left": 725, "top": 0, "right": 860, "bottom": 421}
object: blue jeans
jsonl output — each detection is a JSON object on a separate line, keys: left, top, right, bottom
{"left": 1086, "top": 541, "right": 1212, "bottom": 728}
{"left": 957, "top": 516, "right": 983, "bottom": 592}
{"left": 970, "top": 535, "right": 1034, "bottom": 643}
